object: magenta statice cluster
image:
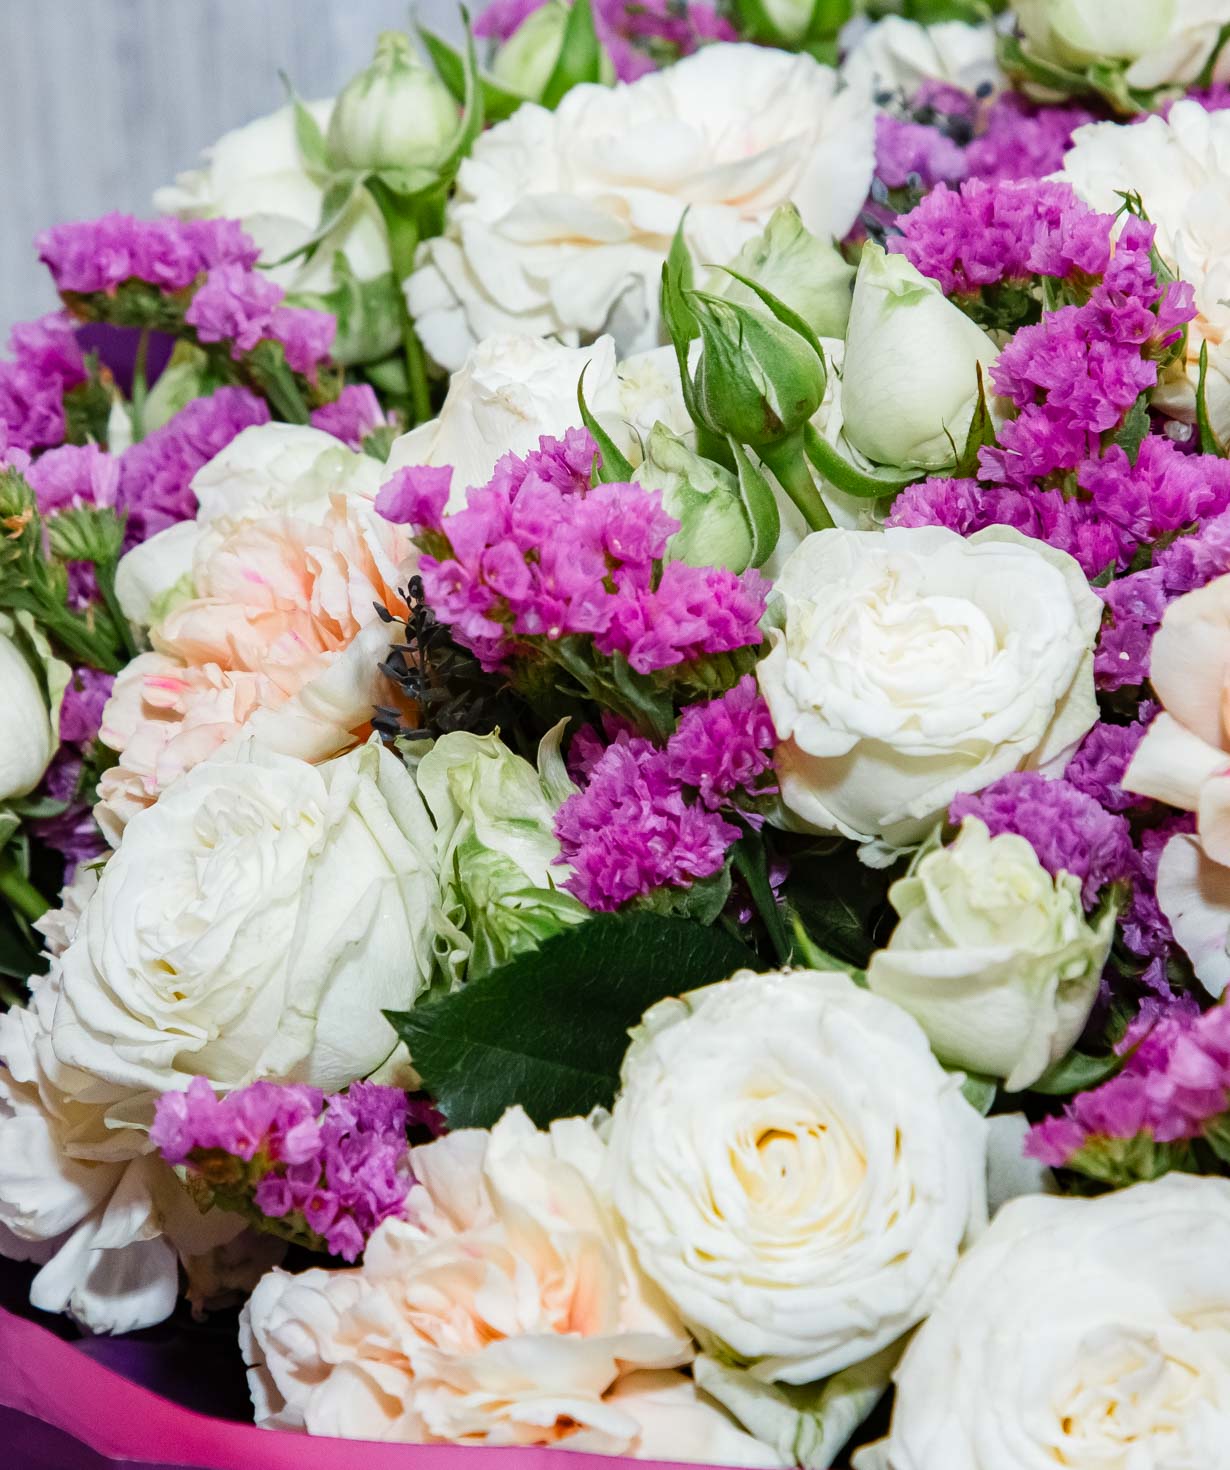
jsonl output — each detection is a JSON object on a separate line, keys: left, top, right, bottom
{"left": 184, "top": 263, "right": 335, "bottom": 377}
{"left": 556, "top": 677, "right": 777, "bottom": 911}
{"left": 474, "top": 0, "right": 733, "bottom": 82}
{"left": 381, "top": 430, "right": 768, "bottom": 677}
{"left": 310, "top": 383, "right": 391, "bottom": 449}
{"left": 1027, "top": 995, "right": 1230, "bottom": 1172}
{"left": 151, "top": 1076, "right": 415, "bottom": 1263}
{"left": 0, "top": 313, "right": 87, "bottom": 453}
{"left": 36, "top": 213, "right": 258, "bottom": 296}
{"left": 950, "top": 772, "right": 1134, "bottom": 909}
{"left": 117, "top": 385, "right": 270, "bottom": 542}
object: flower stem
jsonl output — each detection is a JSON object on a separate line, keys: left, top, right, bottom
{"left": 759, "top": 435, "right": 835, "bottom": 532}
{"left": 95, "top": 559, "right": 138, "bottom": 662}
{"left": 369, "top": 181, "right": 433, "bottom": 426}
{"left": 128, "top": 328, "right": 150, "bottom": 443}
{"left": 0, "top": 858, "right": 50, "bottom": 926}
{"left": 732, "top": 835, "right": 790, "bottom": 964}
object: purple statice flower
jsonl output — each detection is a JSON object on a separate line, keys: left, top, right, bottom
{"left": 475, "top": 0, "right": 733, "bottom": 82}
{"left": 152, "top": 1077, "right": 415, "bottom": 1263}
{"left": 555, "top": 734, "right": 740, "bottom": 911}
{"left": 891, "top": 178, "right": 1114, "bottom": 297}
{"left": 0, "top": 313, "right": 87, "bottom": 453}
{"left": 25, "top": 443, "right": 119, "bottom": 514}
{"left": 36, "top": 214, "right": 257, "bottom": 296}
{"left": 963, "top": 94, "right": 1095, "bottom": 184}
{"left": 377, "top": 464, "right": 453, "bottom": 527}
{"left": 1065, "top": 714, "right": 1156, "bottom": 814}
{"left": 30, "top": 753, "right": 105, "bottom": 874}
{"left": 1119, "top": 814, "right": 1195, "bottom": 995}
{"left": 1026, "top": 995, "right": 1230, "bottom": 1169}
{"left": 875, "top": 114, "right": 968, "bottom": 191}
{"left": 411, "top": 430, "right": 766, "bottom": 679}
{"left": 664, "top": 676, "right": 777, "bottom": 811}
{"left": 1080, "top": 437, "right": 1230, "bottom": 553}
{"left": 116, "top": 385, "right": 269, "bottom": 543}
{"left": 950, "top": 772, "right": 1133, "bottom": 909}
{"left": 184, "top": 264, "right": 335, "bottom": 376}
{"left": 310, "top": 384, "right": 391, "bottom": 449}
{"left": 58, "top": 666, "right": 114, "bottom": 745}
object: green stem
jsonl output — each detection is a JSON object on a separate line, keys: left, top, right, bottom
{"left": 732, "top": 836, "right": 790, "bottom": 964}
{"left": 0, "top": 858, "right": 50, "bottom": 926}
{"left": 128, "top": 328, "right": 150, "bottom": 443}
{"left": 95, "top": 560, "right": 138, "bottom": 662}
{"left": 370, "top": 182, "right": 433, "bottom": 426}
{"left": 759, "top": 435, "right": 835, "bottom": 532}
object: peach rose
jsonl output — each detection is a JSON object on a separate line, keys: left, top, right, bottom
{"left": 97, "top": 493, "right": 414, "bottom": 842}
{"left": 241, "top": 1107, "right": 782, "bottom": 1465}
{"left": 1125, "top": 573, "right": 1230, "bottom": 993}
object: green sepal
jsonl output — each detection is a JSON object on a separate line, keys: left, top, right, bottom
{"left": 729, "top": 438, "right": 780, "bottom": 569}
{"left": 540, "top": 0, "right": 604, "bottom": 110}
{"left": 577, "top": 364, "right": 634, "bottom": 483}
{"left": 1197, "top": 340, "right": 1227, "bottom": 457}
{"left": 954, "top": 362, "right": 997, "bottom": 478}
{"left": 803, "top": 423, "right": 919, "bottom": 499}
{"left": 418, "top": 26, "right": 526, "bottom": 124}
{"left": 1112, "top": 391, "right": 1151, "bottom": 466}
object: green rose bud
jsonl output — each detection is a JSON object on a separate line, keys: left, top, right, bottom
{"left": 637, "top": 425, "right": 754, "bottom": 573}
{"left": 690, "top": 292, "right": 827, "bottom": 449}
{"left": 491, "top": 1, "right": 571, "bottom": 99}
{"left": 415, "top": 728, "right": 586, "bottom": 981}
{"left": 716, "top": 204, "right": 855, "bottom": 343}
{"left": 867, "top": 818, "right": 1115, "bottom": 1091}
{"left": 327, "top": 31, "right": 459, "bottom": 173}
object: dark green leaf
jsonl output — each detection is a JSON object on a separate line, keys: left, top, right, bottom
{"left": 387, "top": 912, "right": 756, "bottom": 1127}
{"left": 1113, "top": 392, "right": 1151, "bottom": 466}
{"left": 541, "top": 0, "right": 604, "bottom": 110}
{"left": 1031, "top": 1049, "right": 1122, "bottom": 1097}
{"left": 784, "top": 847, "right": 890, "bottom": 968}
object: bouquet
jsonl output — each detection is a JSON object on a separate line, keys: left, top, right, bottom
{"left": 4, "top": 1, "right": 1230, "bottom": 1465}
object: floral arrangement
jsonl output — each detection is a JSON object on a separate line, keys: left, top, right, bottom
{"left": 4, "top": 2, "right": 1230, "bottom": 1466}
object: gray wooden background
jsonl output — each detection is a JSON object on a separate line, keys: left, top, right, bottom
{"left": 0, "top": 0, "right": 469, "bottom": 341}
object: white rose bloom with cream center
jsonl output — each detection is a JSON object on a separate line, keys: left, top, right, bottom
{"left": 1015, "top": 0, "right": 1230, "bottom": 91}
{"left": 407, "top": 44, "right": 876, "bottom": 370}
{"left": 607, "top": 968, "right": 987, "bottom": 1385}
{"left": 1060, "top": 103, "right": 1230, "bottom": 443}
{"left": 757, "top": 526, "right": 1102, "bottom": 852}
{"left": 841, "top": 16, "right": 1003, "bottom": 100}
{"left": 855, "top": 1174, "right": 1230, "bottom": 1469}
{"left": 242, "top": 1106, "right": 783, "bottom": 1465}
{"left": 54, "top": 739, "right": 437, "bottom": 1110}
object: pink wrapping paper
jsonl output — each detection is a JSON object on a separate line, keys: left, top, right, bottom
{"left": 0, "top": 1300, "right": 706, "bottom": 1470}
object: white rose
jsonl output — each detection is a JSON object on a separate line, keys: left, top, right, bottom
{"left": 1016, "top": 0, "right": 1230, "bottom": 89}
{"left": 407, "top": 45, "right": 875, "bottom": 370}
{"left": 839, "top": 245, "right": 1000, "bottom": 473}
{"left": 841, "top": 16, "right": 1003, "bottom": 99}
{"left": 385, "top": 334, "right": 686, "bottom": 508}
{"left": 0, "top": 621, "right": 58, "bottom": 801}
{"left": 114, "top": 422, "right": 385, "bottom": 622}
{"left": 155, "top": 101, "right": 393, "bottom": 329}
{"left": 757, "top": 526, "right": 1101, "bottom": 852}
{"left": 1061, "top": 103, "right": 1230, "bottom": 443}
{"left": 856, "top": 1174, "right": 1230, "bottom": 1469}
{"left": 54, "top": 738, "right": 438, "bottom": 1112}
{"left": 607, "top": 968, "right": 987, "bottom": 1385}
{"left": 868, "top": 817, "right": 1114, "bottom": 1090}
{"left": 240, "top": 1107, "right": 772, "bottom": 1460}
{"left": 0, "top": 901, "right": 242, "bottom": 1334}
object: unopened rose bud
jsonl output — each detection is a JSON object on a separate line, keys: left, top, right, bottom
{"left": 327, "top": 31, "right": 458, "bottom": 173}
{"left": 491, "top": 1, "right": 570, "bottom": 99}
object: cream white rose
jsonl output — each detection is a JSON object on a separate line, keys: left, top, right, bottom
{"left": 1061, "top": 103, "right": 1230, "bottom": 443}
{"left": 54, "top": 739, "right": 437, "bottom": 1114}
{"left": 758, "top": 526, "right": 1101, "bottom": 852}
{"left": 1015, "top": 0, "right": 1230, "bottom": 90}
{"left": 607, "top": 968, "right": 987, "bottom": 1385}
{"left": 385, "top": 334, "right": 688, "bottom": 508}
{"left": 839, "top": 246, "right": 1000, "bottom": 473}
{"left": 155, "top": 101, "right": 395, "bottom": 362}
{"left": 841, "top": 16, "right": 1003, "bottom": 99}
{"left": 868, "top": 817, "right": 1113, "bottom": 1090}
{"left": 241, "top": 1107, "right": 777, "bottom": 1462}
{"left": 407, "top": 44, "right": 875, "bottom": 370}
{"left": 856, "top": 1174, "right": 1230, "bottom": 1469}
{"left": 0, "top": 902, "right": 243, "bottom": 1334}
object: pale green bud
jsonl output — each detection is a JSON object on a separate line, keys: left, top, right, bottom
{"left": 637, "top": 425, "right": 753, "bottom": 573}
{"left": 327, "top": 31, "right": 459, "bottom": 173}
{"left": 690, "top": 293, "right": 827, "bottom": 448}
{"left": 717, "top": 204, "right": 855, "bottom": 342}
{"left": 491, "top": 1, "right": 570, "bottom": 99}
